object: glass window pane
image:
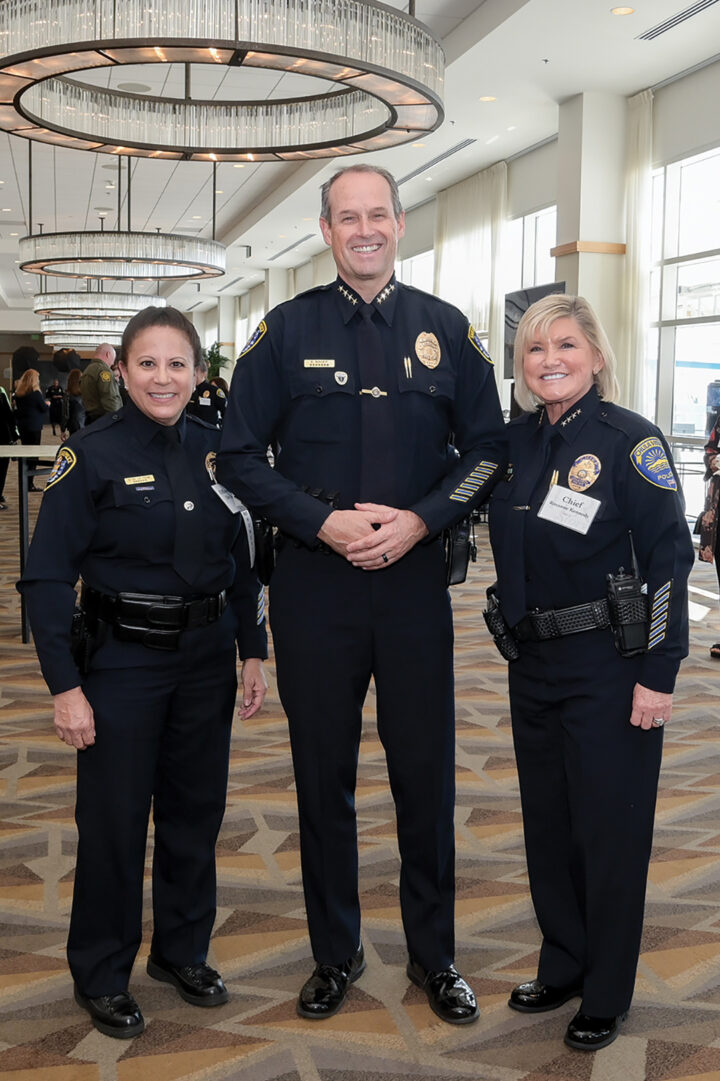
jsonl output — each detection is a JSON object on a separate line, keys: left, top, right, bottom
{"left": 677, "top": 150, "right": 720, "bottom": 256}
{"left": 671, "top": 322, "right": 720, "bottom": 437}
{"left": 534, "top": 207, "right": 557, "bottom": 286}
{"left": 674, "top": 256, "right": 720, "bottom": 320}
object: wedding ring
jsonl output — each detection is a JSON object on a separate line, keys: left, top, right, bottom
{"left": 382, "top": 553, "right": 389, "bottom": 563}
{"left": 651, "top": 717, "right": 665, "bottom": 727}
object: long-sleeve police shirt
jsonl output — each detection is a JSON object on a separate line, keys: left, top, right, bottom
{"left": 19, "top": 399, "right": 267, "bottom": 695}
{"left": 217, "top": 276, "right": 506, "bottom": 543}
{"left": 489, "top": 386, "right": 694, "bottom": 693}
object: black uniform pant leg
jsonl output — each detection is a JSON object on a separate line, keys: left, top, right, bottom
{"left": 68, "top": 665, "right": 170, "bottom": 997}
{"left": 372, "top": 542, "right": 456, "bottom": 971}
{"left": 0, "top": 456, "right": 9, "bottom": 499}
{"left": 270, "top": 547, "right": 372, "bottom": 965}
{"left": 150, "top": 642, "right": 237, "bottom": 966}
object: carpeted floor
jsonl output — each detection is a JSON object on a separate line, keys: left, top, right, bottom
{"left": 1, "top": 443, "right": 719, "bottom": 1081}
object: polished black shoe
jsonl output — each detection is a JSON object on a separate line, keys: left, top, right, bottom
{"left": 297, "top": 943, "right": 366, "bottom": 1019}
{"left": 147, "top": 955, "right": 229, "bottom": 1006}
{"left": 406, "top": 960, "right": 479, "bottom": 1025}
{"left": 74, "top": 987, "right": 145, "bottom": 1039}
{"left": 564, "top": 1010, "right": 627, "bottom": 1051}
{"left": 509, "top": 978, "right": 582, "bottom": 1013}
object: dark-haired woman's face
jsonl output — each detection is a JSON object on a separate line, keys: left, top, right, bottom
{"left": 120, "top": 326, "right": 195, "bottom": 426}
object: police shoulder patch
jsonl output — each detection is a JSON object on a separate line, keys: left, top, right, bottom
{"left": 45, "top": 447, "right": 77, "bottom": 490}
{"left": 216, "top": 388, "right": 226, "bottom": 398}
{"left": 100, "top": 369, "right": 112, "bottom": 382}
{"left": 240, "top": 320, "right": 267, "bottom": 357}
{"left": 468, "top": 325, "right": 493, "bottom": 364}
{"left": 630, "top": 436, "right": 677, "bottom": 490}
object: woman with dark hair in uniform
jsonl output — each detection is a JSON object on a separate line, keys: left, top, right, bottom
{"left": 487, "top": 294, "right": 693, "bottom": 1051}
{"left": 19, "top": 306, "right": 268, "bottom": 1040}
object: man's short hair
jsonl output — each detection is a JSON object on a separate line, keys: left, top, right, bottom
{"left": 320, "top": 165, "right": 403, "bottom": 224}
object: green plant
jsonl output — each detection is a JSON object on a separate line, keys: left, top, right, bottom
{"left": 203, "top": 341, "right": 232, "bottom": 379}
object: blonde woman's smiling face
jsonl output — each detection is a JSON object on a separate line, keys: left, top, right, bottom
{"left": 522, "top": 316, "right": 603, "bottom": 423}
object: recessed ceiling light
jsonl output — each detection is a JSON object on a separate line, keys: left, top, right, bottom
{"left": 479, "top": 96, "right": 496, "bottom": 102}
{"left": 215, "top": 189, "right": 223, "bottom": 194}
{"left": 412, "top": 142, "right": 425, "bottom": 148}
{"left": 611, "top": 6, "right": 634, "bottom": 13}
{"left": 1, "top": 207, "right": 12, "bottom": 211}
{"left": 191, "top": 215, "right": 202, "bottom": 219}
{"left": 486, "top": 135, "right": 499, "bottom": 144}
{"left": 507, "top": 125, "right": 517, "bottom": 132}
{"left": 233, "top": 164, "right": 246, "bottom": 169}
{"left": 9, "top": 231, "right": 18, "bottom": 236}
{"left": 425, "top": 176, "right": 432, "bottom": 182}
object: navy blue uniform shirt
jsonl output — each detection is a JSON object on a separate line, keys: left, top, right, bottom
{"left": 19, "top": 399, "right": 267, "bottom": 695}
{"left": 217, "top": 276, "right": 506, "bottom": 540}
{"left": 489, "top": 386, "right": 694, "bottom": 693}
{"left": 186, "top": 379, "right": 227, "bottom": 428}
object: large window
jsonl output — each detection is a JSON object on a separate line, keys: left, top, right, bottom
{"left": 396, "top": 249, "right": 434, "bottom": 292}
{"left": 504, "top": 206, "right": 557, "bottom": 292}
{"left": 650, "top": 147, "right": 720, "bottom": 439}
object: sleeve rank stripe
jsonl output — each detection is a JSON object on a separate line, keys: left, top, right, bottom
{"left": 256, "top": 587, "right": 266, "bottom": 626}
{"left": 449, "top": 460, "right": 498, "bottom": 503}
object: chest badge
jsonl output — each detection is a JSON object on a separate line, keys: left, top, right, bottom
{"left": 335, "top": 371, "right": 348, "bottom": 385}
{"left": 415, "top": 331, "right": 441, "bottom": 370}
{"left": 568, "top": 454, "right": 601, "bottom": 492}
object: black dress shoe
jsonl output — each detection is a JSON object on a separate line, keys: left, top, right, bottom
{"left": 509, "top": 978, "right": 582, "bottom": 1013}
{"left": 297, "top": 943, "right": 365, "bottom": 1019}
{"left": 406, "top": 960, "right": 479, "bottom": 1025}
{"left": 147, "top": 955, "right": 229, "bottom": 1006}
{"left": 564, "top": 1010, "right": 627, "bottom": 1051}
{"left": 74, "top": 987, "right": 145, "bottom": 1038}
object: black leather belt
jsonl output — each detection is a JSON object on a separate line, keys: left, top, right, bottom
{"left": 81, "top": 584, "right": 227, "bottom": 650}
{"left": 513, "top": 599, "right": 611, "bottom": 642}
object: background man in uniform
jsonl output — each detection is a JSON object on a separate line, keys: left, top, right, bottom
{"left": 218, "top": 165, "right": 505, "bottom": 1025}
{"left": 186, "top": 357, "right": 227, "bottom": 428}
{"left": 80, "top": 343, "right": 121, "bottom": 425}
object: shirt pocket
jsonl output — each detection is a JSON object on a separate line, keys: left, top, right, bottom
{"left": 111, "top": 477, "right": 173, "bottom": 509}
{"left": 287, "top": 367, "right": 357, "bottom": 444}
{"left": 396, "top": 364, "right": 454, "bottom": 402}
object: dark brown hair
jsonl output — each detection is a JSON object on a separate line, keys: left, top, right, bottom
{"left": 120, "top": 306, "right": 202, "bottom": 368}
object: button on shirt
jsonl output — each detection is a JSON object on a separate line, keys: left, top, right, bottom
{"left": 217, "top": 276, "right": 506, "bottom": 542}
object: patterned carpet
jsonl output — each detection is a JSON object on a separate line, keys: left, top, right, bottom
{"left": 1, "top": 446, "right": 720, "bottom": 1081}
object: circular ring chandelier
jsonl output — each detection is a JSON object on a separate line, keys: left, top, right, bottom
{"left": 34, "top": 291, "right": 167, "bottom": 317}
{"left": 19, "top": 231, "right": 226, "bottom": 280}
{"left": 41, "top": 317, "right": 129, "bottom": 335}
{"left": 0, "top": 0, "right": 444, "bottom": 160}
{"left": 44, "top": 332, "right": 123, "bottom": 348}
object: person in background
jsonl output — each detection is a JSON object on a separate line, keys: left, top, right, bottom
{"left": 64, "top": 368, "right": 85, "bottom": 435}
{"left": 186, "top": 358, "right": 227, "bottom": 428}
{"left": 488, "top": 294, "right": 694, "bottom": 1051}
{"left": 699, "top": 412, "right": 720, "bottom": 657}
{"left": 80, "top": 343, "right": 122, "bottom": 424}
{"left": 218, "top": 164, "right": 506, "bottom": 1026}
{"left": 13, "top": 368, "right": 49, "bottom": 491}
{"left": 0, "top": 382, "right": 19, "bottom": 509}
{"left": 46, "top": 378, "right": 66, "bottom": 438}
{"left": 211, "top": 375, "right": 229, "bottom": 396}
{"left": 19, "top": 306, "right": 267, "bottom": 1040}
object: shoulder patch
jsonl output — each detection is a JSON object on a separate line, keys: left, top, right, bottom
{"left": 630, "top": 437, "right": 677, "bottom": 491}
{"left": 240, "top": 320, "right": 267, "bottom": 357}
{"left": 216, "top": 388, "right": 226, "bottom": 398}
{"left": 100, "top": 369, "right": 112, "bottom": 382}
{"left": 468, "top": 325, "right": 493, "bottom": 364}
{"left": 45, "top": 447, "right": 77, "bottom": 490}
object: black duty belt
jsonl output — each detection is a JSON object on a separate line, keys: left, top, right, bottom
{"left": 81, "top": 584, "right": 227, "bottom": 651}
{"left": 513, "top": 598, "right": 611, "bottom": 642}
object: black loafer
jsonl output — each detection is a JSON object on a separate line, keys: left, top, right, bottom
{"left": 297, "top": 943, "right": 365, "bottom": 1019}
{"left": 509, "top": 978, "right": 582, "bottom": 1013}
{"left": 74, "top": 987, "right": 145, "bottom": 1039}
{"left": 564, "top": 1010, "right": 627, "bottom": 1051}
{"left": 147, "top": 955, "right": 229, "bottom": 1006}
{"left": 406, "top": 960, "right": 479, "bottom": 1025}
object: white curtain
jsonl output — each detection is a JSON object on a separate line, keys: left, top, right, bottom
{"left": 621, "top": 89, "right": 654, "bottom": 415}
{"left": 433, "top": 160, "right": 507, "bottom": 383}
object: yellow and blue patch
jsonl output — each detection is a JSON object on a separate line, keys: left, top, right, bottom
{"left": 256, "top": 586, "right": 266, "bottom": 626}
{"left": 468, "top": 325, "right": 493, "bottom": 364}
{"left": 449, "top": 460, "right": 498, "bottom": 503}
{"left": 45, "top": 447, "right": 77, "bottom": 490}
{"left": 648, "top": 580, "right": 671, "bottom": 650}
{"left": 240, "top": 320, "right": 267, "bottom": 357}
{"left": 630, "top": 437, "right": 677, "bottom": 490}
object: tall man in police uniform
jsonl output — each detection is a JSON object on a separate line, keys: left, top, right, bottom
{"left": 80, "top": 343, "right": 122, "bottom": 425}
{"left": 218, "top": 165, "right": 505, "bottom": 1024}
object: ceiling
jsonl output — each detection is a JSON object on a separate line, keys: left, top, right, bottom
{"left": 0, "top": 0, "right": 719, "bottom": 327}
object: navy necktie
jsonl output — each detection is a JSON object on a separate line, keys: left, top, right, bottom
{"left": 159, "top": 425, "right": 205, "bottom": 586}
{"left": 356, "top": 303, "right": 395, "bottom": 505}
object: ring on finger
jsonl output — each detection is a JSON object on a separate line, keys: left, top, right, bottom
{"left": 382, "top": 553, "right": 389, "bottom": 563}
{"left": 651, "top": 717, "right": 666, "bottom": 727}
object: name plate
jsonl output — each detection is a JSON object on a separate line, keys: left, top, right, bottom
{"left": 537, "top": 483, "right": 600, "bottom": 535}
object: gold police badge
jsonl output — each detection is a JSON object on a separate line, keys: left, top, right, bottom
{"left": 415, "top": 331, "right": 441, "bottom": 370}
{"left": 568, "top": 454, "right": 601, "bottom": 491}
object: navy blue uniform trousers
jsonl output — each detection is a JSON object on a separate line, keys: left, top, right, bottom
{"left": 68, "top": 638, "right": 237, "bottom": 997}
{"left": 509, "top": 629, "right": 663, "bottom": 1016}
{"left": 269, "top": 540, "right": 456, "bottom": 972}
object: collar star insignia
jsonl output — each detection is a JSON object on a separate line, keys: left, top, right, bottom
{"left": 375, "top": 282, "right": 395, "bottom": 305}
{"left": 561, "top": 408, "right": 582, "bottom": 427}
{"left": 337, "top": 283, "right": 359, "bottom": 305}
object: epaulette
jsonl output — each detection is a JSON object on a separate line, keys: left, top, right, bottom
{"left": 73, "top": 410, "right": 123, "bottom": 442}
{"left": 293, "top": 282, "right": 334, "bottom": 301}
{"left": 186, "top": 413, "right": 217, "bottom": 430}
{"left": 596, "top": 401, "right": 659, "bottom": 440}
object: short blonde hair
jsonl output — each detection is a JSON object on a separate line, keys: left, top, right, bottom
{"left": 15, "top": 368, "right": 40, "bottom": 396}
{"left": 513, "top": 294, "right": 620, "bottom": 413}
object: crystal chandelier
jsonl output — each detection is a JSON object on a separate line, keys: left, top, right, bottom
{"left": 34, "top": 292, "right": 167, "bottom": 317}
{"left": 0, "top": 0, "right": 444, "bottom": 160}
{"left": 44, "top": 331, "right": 124, "bottom": 348}
{"left": 19, "top": 231, "right": 226, "bottom": 280}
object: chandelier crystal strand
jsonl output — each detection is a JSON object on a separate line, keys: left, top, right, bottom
{"left": 33, "top": 292, "right": 167, "bottom": 316}
{"left": 19, "top": 232, "right": 226, "bottom": 280}
{"left": 0, "top": 0, "right": 443, "bottom": 159}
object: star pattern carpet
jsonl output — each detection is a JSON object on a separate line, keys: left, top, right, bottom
{"left": 0, "top": 450, "right": 719, "bottom": 1081}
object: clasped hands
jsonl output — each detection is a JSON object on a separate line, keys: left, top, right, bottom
{"left": 318, "top": 503, "right": 428, "bottom": 570}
